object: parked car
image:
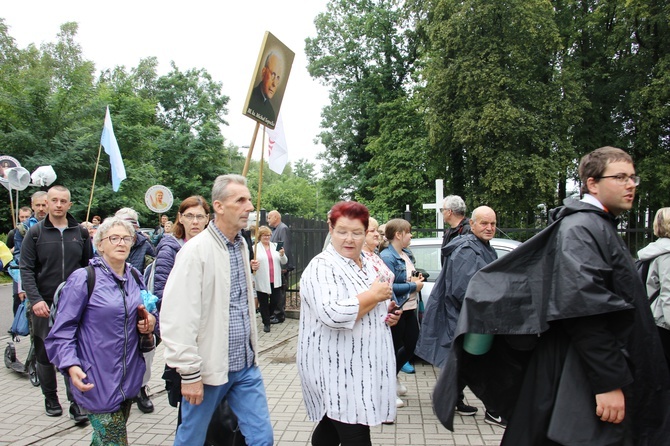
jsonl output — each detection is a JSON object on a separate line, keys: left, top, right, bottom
{"left": 139, "top": 227, "right": 155, "bottom": 239}
{"left": 408, "top": 236, "right": 521, "bottom": 307}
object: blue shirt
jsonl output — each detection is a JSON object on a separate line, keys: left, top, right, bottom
{"left": 211, "top": 224, "right": 254, "bottom": 372}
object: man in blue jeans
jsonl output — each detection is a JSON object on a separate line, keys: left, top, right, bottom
{"left": 161, "top": 174, "right": 273, "bottom": 446}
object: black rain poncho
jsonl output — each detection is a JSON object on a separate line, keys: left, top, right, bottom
{"left": 433, "top": 198, "right": 670, "bottom": 445}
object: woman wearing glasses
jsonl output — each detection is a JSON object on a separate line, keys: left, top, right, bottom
{"left": 254, "top": 225, "right": 287, "bottom": 333}
{"left": 152, "top": 196, "right": 210, "bottom": 308}
{"left": 45, "top": 217, "right": 156, "bottom": 445}
{"left": 134, "top": 196, "right": 210, "bottom": 415}
{"left": 152, "top": 196, "right": 211, "bottom": 421}
{"left": 298, "top": 201, "right": 399, "bottom": 445}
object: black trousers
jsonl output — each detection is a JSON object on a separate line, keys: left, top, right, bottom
{"left": 391, "top": 309, "right": 419, "bottom": 374}
{"left": 311, "top": 415, "right": 371, "bottom": 446}
{"left": 258, "top": 284, "right": 281, "bottom": 326}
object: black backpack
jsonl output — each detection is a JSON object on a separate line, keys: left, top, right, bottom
{"left": 49, "top": 265, "right": 143, "bottom": 327}
{"left": 635, "top": 257, "right": 661, "bottom": 303}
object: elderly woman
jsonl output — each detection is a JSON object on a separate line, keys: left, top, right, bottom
{"left": 379, "top": 218, "right": 425, "bottom": 408}
{"left": 45, "top": 217, "right": 156, "bottom": 445}
{"left": 298, "top": 201, "right": 399, "bottom": 445}
{"left": 254, "top": 225, "right": 287, "bottom": 333}
{"left": 638, "top": 207, "right": 670, "bottom": 371}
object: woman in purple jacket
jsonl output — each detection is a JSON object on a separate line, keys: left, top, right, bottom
{"left": 46, "top": 217, "right": 156, "bottom": 445}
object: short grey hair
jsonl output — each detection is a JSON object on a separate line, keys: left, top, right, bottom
{"left": 442, "top": 195, "right": 466, "bottom": 216}
{"left": 31, "top": 191, "right": 47, "bottom": 202}
{"left": 212, "top": 174, "right": 247, "bottom": 203}
{"left": 115, "top": 207, "right": 139, "bottom": 226}
{"left": 94, "top": 217, "right": 135, "bottom": 247}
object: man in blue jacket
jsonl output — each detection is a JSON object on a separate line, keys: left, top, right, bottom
{"left": 415, "top": 205, "right": 506, "bottom": 427}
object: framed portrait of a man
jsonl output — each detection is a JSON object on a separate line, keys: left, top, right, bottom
{"left": 243, "top": 31, "right": 295, "bottom": 130}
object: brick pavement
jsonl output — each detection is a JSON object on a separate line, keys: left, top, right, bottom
{"left": 0, "top": 316, "right": 503, "bottom": 445}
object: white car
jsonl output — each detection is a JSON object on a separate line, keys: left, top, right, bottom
{"left": 409, "top": 237, "right": 521, "bottom": 307}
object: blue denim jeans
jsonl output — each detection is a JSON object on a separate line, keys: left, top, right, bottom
{"left": 174, "top": 366, "right": 273, "bottom": 446}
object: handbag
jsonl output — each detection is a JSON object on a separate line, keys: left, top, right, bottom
{"left": 11, "top": 300, "right": 30, "bottom": 337}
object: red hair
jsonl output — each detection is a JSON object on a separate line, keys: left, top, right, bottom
{"left": 329, "top": 201, "right": 369, "bottom": 230}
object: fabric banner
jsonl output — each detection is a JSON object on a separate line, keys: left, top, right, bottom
{"left": 100, "top": 106, "right": 127, "bottom": 191}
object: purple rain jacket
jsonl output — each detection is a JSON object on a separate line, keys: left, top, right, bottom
{"left": 45, "top": 256, "right": 146, "bottom": 413}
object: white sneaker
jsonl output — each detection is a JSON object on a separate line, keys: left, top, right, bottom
{"left": 396, "top": 378, "right": 407, "bottom": 396}
{"left": 396, "top": 397, "right": 405, "bottom": 408}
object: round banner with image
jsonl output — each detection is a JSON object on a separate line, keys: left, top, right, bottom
{"left": 145, "top": 185, "right": 173, "bottom": 213}
{"left": 0, "top": 155, "right": 21, "bottom": 184}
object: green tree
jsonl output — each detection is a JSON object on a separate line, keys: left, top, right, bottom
{"left": 423, "top": 0, "right": 579, "bottom": 213}
{"left": 306, "top": 0, "right": 421, "bottom": 204}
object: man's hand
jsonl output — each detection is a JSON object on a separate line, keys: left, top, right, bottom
{"left": 32, "top": 301, "right": 50, "bottom": 318}
{"left": 181, "top": 381, "right": 204, "bottom": 405}
{"left": 250, "top": 259, "right": 260, "bottom": 272}
{"left": 595, "top": 388, "right": 625, "bottom": 423}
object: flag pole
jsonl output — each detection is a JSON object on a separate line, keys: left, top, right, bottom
{"left": 242, "top": 122, "right": 261, "bottom": 177}
{"left": 253, "top": 126, "right": 266, "bottom": 263}
{"left": 86, "top": 143, "right": 103, "bottom": 223}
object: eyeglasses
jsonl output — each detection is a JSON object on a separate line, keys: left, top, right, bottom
{"left": 596, "top": 174, "right": 640, "bottom": 186}
{"left": 440, "top": 208, "right": 451, "bottom": 213}
{"left": 333, "top": 230, "right": 366, "bottom": 240}
{"left": 103, "top": 235, "right": 134, "bottom": 245}
{"left": 181, "top": 214, "right": 208, "bottom": 221}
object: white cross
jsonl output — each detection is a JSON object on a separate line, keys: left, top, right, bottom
{"left": 422, "top": 179, "right": 444, "bottom": 233}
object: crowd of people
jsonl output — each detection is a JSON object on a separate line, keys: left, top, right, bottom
{"left": 3, "top": 146, "right": 670, "bottom": 445}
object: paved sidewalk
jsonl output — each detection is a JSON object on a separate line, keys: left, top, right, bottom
{"left": 0, "top": 317, "right": 503, "bottom": 445}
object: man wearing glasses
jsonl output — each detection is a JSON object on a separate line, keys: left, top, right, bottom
{"left": 247, "top": 52, "right": 283, "bottom": 127}
{"left": 20, "top": 185, "right": 93, "bottom": 422}
{"left": 439, "top": 195, "right": 471, "bottom": 266}
{"left": 434, "top": 146, "right": 670, "bottom": 444}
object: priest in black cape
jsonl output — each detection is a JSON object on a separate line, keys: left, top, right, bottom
{"left": 434, "top": 147, "right": 670, "bottom": 445}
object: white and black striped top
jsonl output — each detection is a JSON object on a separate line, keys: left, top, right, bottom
{"left": 297, "top": 244, "right": 396, "bottom": 425}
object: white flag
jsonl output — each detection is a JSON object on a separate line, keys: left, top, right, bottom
{"left": 266, "top": 114, "right": 288, "bottom": 174}
{"left": 100, "top": 106, "right": 127, "bottom": 191}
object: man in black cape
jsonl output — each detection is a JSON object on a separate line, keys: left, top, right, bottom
{"left": 434, "top": 147, "right": 670, "bottom": 445}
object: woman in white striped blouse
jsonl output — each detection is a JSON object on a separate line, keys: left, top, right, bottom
{"left": 298, "top": 201, "right": 400, "bottom": 445}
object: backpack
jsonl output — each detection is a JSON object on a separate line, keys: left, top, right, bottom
{"left": 49, "top": 265, "right": 143, "bottom": 327}
{"left": 143, "top": 259, "right": 156, "bottom": 294}
{"left": 635, "top": 257, "right": 661, "bottom": 303}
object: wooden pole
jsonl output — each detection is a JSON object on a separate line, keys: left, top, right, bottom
{"left": 86, "top": 144, "right": 103, "bottom": 223}
{"left": 242, "top": 122, "right": 261, "bottom": 177}
{"left": 253, "top": 126, "right": 266, "bottom": 263}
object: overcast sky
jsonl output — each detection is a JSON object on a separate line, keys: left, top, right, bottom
{"left": 2, "top": 1, "right": 331, "bottom": 167}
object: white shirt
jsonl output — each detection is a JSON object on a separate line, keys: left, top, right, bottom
{"left": 297, "top": 245, "right": 396, "bottom": 425}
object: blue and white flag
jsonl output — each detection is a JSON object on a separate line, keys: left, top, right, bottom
{"left": 100, "top": 106, "right": 126, "bottom": 191}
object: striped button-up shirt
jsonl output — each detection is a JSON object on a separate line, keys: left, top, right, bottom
{"left": 297, "top": 244, "right": 396, "bottom": 425}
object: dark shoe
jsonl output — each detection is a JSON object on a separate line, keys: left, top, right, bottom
{"left": 69, "top": 402, "right": 88, "bottom": 424}
{"left": 136, "top": 386, "right": 154, "bottom": 413}
{"left": 270, "top": 316, "right": 284, "bottom": 324}
{"left": 455, "top": 401, "right": 478, "bottom": 416}
{"left": 45, "top": 398, "right": 63, "bottom": 417}
{"left": 484, "top": 410, "right": 507, "bottom": 428}
{"left": 263, "top": 324, "right": 271, "bottom": 333}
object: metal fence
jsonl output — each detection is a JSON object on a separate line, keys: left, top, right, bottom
{"left": 280, "top": 212, "right": 654, "bottom": 310}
